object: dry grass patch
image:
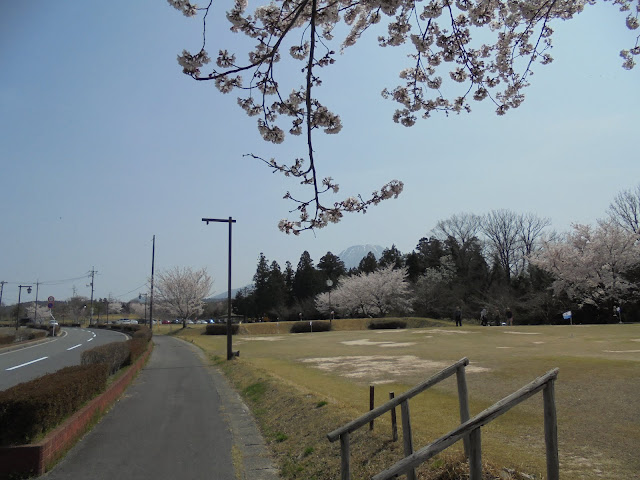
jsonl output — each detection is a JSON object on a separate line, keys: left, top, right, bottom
{"left": 177, "top": 322, "right": 640, "bottom": 479}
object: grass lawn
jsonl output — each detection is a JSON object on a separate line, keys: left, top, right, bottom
{"left": 164, "top": 320, "right": 640, "bottom": 479}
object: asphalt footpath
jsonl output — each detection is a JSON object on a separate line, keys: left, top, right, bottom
{"left": 40, "top": 335, "right": 279, "bottom": 480}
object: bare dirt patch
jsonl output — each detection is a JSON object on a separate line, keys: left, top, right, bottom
{"left": 238, "top": 336, "right": 285, "bottom": 341}
{"left": 340, "top": 339, "right": 416, "bottom": 348}
{"left": 429, "top": 329, "right": 475, "bottom": 334}
{"left": 301, "top": 355, "right": 489, "bottom": 383}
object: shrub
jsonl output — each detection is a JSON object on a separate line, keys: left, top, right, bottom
{"left": 0, "top": 364, "right": 109, "bottom": 446}
{"left": 132, "top": 326, "right": 152, "bottom": 342}
{"left": 289, "top": 321, "right": 331, "bottom": 333}
{"left": 367, "top": 319, "right": 407, "bottom": 330}
{"left": 127, "top": 338, "right": 148, "bottom": 364}
{"left": 81, "top": 341, "right": 130, "bottom": 375}
{"left": 0, "top": 334, "right": 14, "bottom": 345}
{"left": 205, "top": 324, "right": 239, "bottom": 335}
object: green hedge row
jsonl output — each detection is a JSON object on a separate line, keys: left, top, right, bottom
{"left": 95, "top": 323, "right": 145, "bottom": 334}
{"left": 0, "top": 326, "right": 153, "bottom": 447}
{"left": 0, "top": 329, "right": 49, "bottom": 345}
{"left": 0, "top": 364, "right": 109, "bottom": 446}
{"left": 205, "top": 324, "right": 239, "bottom": 335}
{"left": 290, "top": 321, "right": 332, "bottom": 333}
{"left": 81, "top": 327, "right": 153, "bottom": 373}
{"left": 81, "top": 342, "right": 130, "bottom": 375}
{"left": 367, "top": 319, "right": 407, "bottom": 330}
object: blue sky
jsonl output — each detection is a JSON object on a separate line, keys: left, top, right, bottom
{"left": 1, "top": 1, "right": 638, "bottom": 304}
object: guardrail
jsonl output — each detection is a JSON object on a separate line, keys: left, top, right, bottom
{"left": 327, "top": 359, "right": 560, "bottom": 480}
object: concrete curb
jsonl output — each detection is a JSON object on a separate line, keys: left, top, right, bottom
{"left": 179, "top": 339, "right": 280, "bottom": 480}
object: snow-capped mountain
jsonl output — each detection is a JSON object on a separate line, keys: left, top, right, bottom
{"left": 338, "top": 244, "right": 385, "bottom": 270}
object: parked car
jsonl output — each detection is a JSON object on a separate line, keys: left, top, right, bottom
{"left": 49, "top": 319, "right": 59, "bottom": 326}
{"left": 162, "top": 320, "right": 171, "bottom": 324}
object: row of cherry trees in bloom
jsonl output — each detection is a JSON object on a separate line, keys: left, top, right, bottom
{"left": 235, "top": 184, "right": 640, "bottom": 323}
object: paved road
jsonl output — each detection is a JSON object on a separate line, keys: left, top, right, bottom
{"left": 1, "top": 328, "right": 128, "bottom": 391}
{"left": 40, "top": 335, "right": 278, "bottom": 480}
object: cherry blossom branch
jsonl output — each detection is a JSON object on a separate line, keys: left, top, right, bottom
{"left": 169, "top": 0, "right": 639, "bottom": 234}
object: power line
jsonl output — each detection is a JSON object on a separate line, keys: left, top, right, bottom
{"left": 111, "top": 282, "right": 150, "bottom": 300}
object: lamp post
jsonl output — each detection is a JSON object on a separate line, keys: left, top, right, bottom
{"left": 202, "top": 217, "right": 236, "bottom": 360}
{"left": 16, "top": 285, "right": 33, "bottom": 330}
{"left": 326, "top": 279, "right": 334, "bottom": 323}
{"left": 139, "top": 293, "right": 148, "bottom": 325}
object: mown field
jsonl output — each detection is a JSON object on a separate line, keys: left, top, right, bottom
{"left": 164, "top": 320, "right": 640, "bottom": 480}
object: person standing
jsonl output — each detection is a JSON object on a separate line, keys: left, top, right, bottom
{"left": 454, "top": 306, "right": 462, "bottom": 327}
{"left": 505, "top": 307, "right": 513, "bottom": 326}
{"left": 480, "top": 308, "right": 488, "bottom": 326}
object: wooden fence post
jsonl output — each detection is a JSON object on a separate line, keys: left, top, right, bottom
{"left": 468, "top": 428, "right": 482, "bottom": 480}
{"left": 543, "top": 379, "right": 559, "bottom": 480}
{"left": 370, "top": 385, "right": 375, "bottom": 431}
{"left": 456, "top": 365, "right": 471, "bottom": 458}
{"left": 400, "top": 400, "right": 416, "bottom": 480}
{"left": 340, "top": 433, "right": 350, "bottom": 480}
{"left": 389, "top": 392, "right": 398, "bottom": 442}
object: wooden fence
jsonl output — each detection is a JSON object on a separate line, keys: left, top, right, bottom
{"left": 327, "top": 358, "right": 472, "bottom": 480}
{"left": 327, "top": 358, "right": 559, "bottom": 480}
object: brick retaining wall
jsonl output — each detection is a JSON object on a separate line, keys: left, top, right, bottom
{"left": 0, "top": 342, "right": 153, "bottom": 479}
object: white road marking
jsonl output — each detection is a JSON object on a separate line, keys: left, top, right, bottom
{"left": 6, "top": 357, "right": 49, "bottom": 371}
{"left": 67, "top": 344, "right": 83, "bottom": 351}
{"left": 87, "top": 338, "right": 94, "bottom": 342}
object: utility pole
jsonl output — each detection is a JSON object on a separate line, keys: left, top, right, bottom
{"left": 88, "top": 267, "right": 97, "bottom": 325}
{"left": 33, "top": 281, "right": 40, "bottom": 324}
{"left": 149, "top": 235, "right": 155, "bottom": 333}
{"left": 0, "top": 281, "right": 6, "bottom": 309}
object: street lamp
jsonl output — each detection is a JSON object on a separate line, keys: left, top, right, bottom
{"left": 16, "top": 285, "right": 33, "bottom": 330}
{"left": 326, "top": 279, "right": 334, "bottom": 323}
{"left": 139, "top": 293, "right": 148, "bottom": 325}
{"left": 202, "top": 216, "right": 236, "bottom": 360}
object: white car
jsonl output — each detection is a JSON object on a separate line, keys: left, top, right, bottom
{"left": 49, "top": 319, "right": 59, "bottom": 326}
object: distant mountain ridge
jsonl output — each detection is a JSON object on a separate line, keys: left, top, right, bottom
{"left": 208, "top": 287, "right": 244, "bottom": 301}
{"left": 338, "top": 244, "right": 384, "bottom": 270}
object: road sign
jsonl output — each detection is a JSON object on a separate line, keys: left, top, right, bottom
{"left": 48, "top": 296, "right": 55, "bottom": 309}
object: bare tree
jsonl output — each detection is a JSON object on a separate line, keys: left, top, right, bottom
{"left": 169, "top": 0, "right": 639, "bottom": 233}
{"left": 481, "top": 209, "right": 522, "bottom": 282}
{"left": 608, "top": 183, "right": 640, "bottom": 234}
{"left": 155, "top": 267, "right": 213, "bottom": 327}
{"left": 434, "top": 213, "right": 482, "bottom": 248}
{"left": 517, "top": 212, "right": 551, "bottom": 272}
